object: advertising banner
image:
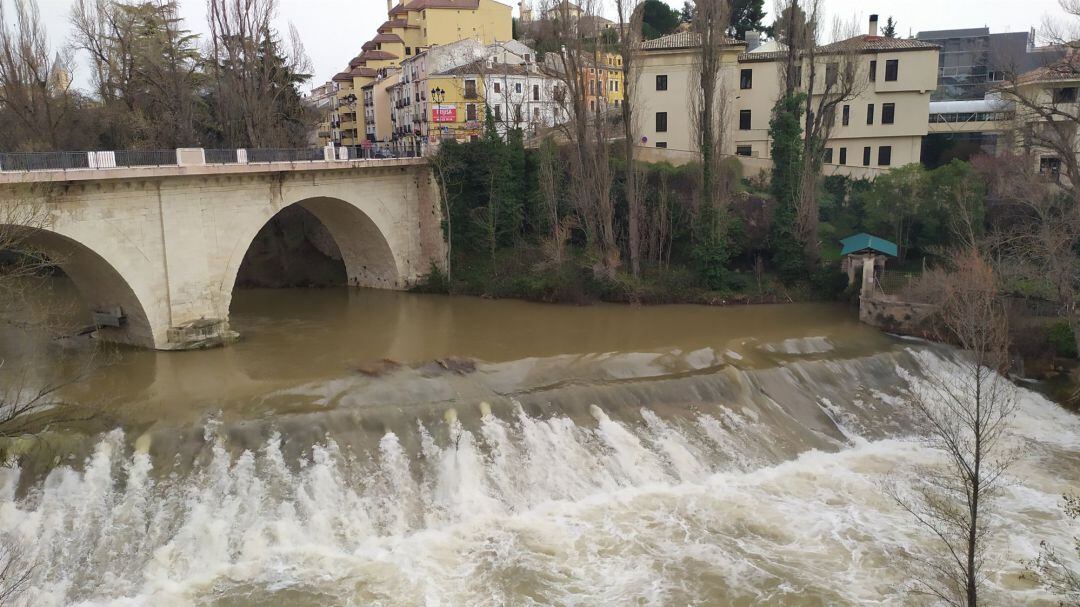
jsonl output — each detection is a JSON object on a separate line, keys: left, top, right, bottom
{"left": 432, "top": 105, "right": 457, "bottom": 123}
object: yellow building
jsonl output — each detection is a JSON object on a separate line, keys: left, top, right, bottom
{"left": 330, "top": 0, "right": 512, "bottom": 145}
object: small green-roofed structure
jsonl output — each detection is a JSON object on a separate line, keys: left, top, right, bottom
{"left": 840, "top": 233, "right": 898, "bottom": 258}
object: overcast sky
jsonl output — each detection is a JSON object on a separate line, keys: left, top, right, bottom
{"left": 24, "top": 0, "right": 1075, "bottom": 92}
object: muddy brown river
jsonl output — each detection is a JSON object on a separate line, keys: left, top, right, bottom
{"left": 0, "top": 285, "right": 1077, "bottom": 606}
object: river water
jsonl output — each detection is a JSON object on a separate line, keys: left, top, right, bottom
{"left": 1, "top": 287, "right": 1078, "bottom": 606}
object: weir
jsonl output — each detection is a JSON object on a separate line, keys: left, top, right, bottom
{"left": 1, "top": 288, "right": 1079, "bottom": 605}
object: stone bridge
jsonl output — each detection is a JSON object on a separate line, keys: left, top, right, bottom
{"left": 0, "top": 150, "right": 445, "bottom": 350}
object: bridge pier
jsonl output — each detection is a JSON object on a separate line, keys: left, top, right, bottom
{"left": 0, "top": 155, "right": 445, "bottom": 350}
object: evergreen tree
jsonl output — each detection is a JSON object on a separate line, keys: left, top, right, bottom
{"left": 769, "top": 94, "right": 807, "bottom": 279}
{"left": 730, "top": 0, "right": 767, "bottom": 40}
{"left": 881, "top": 16, "right": 897, "bottom": 38}
{"left": 641, "top": 0, "right": 681, "bottom": 40}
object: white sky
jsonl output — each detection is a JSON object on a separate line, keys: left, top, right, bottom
{"left": 23, "top": 0, "right": 1076, "bottom": 92}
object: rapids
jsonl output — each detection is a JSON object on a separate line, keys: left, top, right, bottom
{"left": 0, "top": 289, "right": 1078, "bottom": 606}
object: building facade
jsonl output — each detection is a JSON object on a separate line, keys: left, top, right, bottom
{"left": 634, "top": 19, "right": 940, "bottom": 178}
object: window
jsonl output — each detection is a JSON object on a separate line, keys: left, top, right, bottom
{"left": 656, "top": 111, "right": 668, "bottom": 132}
{"left": 614, "top": 80, "right": 619, "bottom": 92}
{"left": 1053, "top": 87, "right": 1078, "bottom": 103}
{"left": 465, "top": 79, "right": 477, "bottom": 98}
{"left": 656, "top": 142, "right": 667, "bottom": 148}
{"left": 494, "top": 104, "right": 502, "bottom": 120}
{"left": 533, "top": 84, "right": 540, "bottom": 101}
{"left": 406, "top": 47, "right": 412, "bottom": 56}
{"left": 882, "top": 102, "right": 895, "bottom": 124}
{"left": 740, "top": 68, "right": 753, "bottom": 89}
{"left": 736, "top": 145, "right": 752, "bottom": 157}
{"left": 878, "top": 145, "right": 892, "bottom": 166}
{"left": 825, "top": 63, "right": 838, "bottom": 86}
{"left": 533, "top": 107, "right": 540, "bottom": 119}
{"left": 1040, "top": 156, "right": 1062, "bottom": 180}
{"left": 591, "top": 99, "right": 596, "bottom": 111}
{"left": 656, "top": 74, "right": 668, "bottom": 90}
{"left": 494, "top": 82, "right": 501, "bottom": 94}
{"left": 466, "top": 103, "right": 477, "bottom": 121}
{"left": 869, "top": 60, "right": 877, "bottom": 82}
{"left": 842, "top": 104, "right": 850, "bottom": 126}
{"left": 589, "top": 80, "right": 595, "bottom": 95}
{"left": 739, "top": 109, "right": 751, "bottom": 130}
{"left": 514, "top": 104, "right": 522, "bottom": 122}
{"left": 862, "top": 146, "right": 871, "bottom": 166}
{"left": 515, "top": 83, "right": 522, "bottom": 94}
{"left": 823, "top": 148, "right": 833, "bottom": 163}
{"left": 885, "top": 59, "right": 898, "bottom": 81}
{"left": 866, "top": 103, "right": 875, "bottom": 125}
{"left": 794, "top": 66, "right": 802, "bottom": 87}
{"left": 839, "top": 147, "right": 847, "bottom": 165}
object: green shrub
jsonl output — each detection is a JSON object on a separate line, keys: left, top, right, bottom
{"left": 1048, "top": 322, "right": 1078, "bottom": 359}
{"left": 410, "top": 261, "right": 450, "bottom": 294}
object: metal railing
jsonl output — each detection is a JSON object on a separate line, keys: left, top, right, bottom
{"left": 0, "top": 145, "right": 426, "bottom": 173}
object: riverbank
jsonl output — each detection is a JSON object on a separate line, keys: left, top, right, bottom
{"left": 413, "top": 244, "right": 850, "bottom": 306}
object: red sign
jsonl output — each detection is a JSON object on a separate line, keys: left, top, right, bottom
{"left": 432, "top": 104, "right": 457, "bottom": 123}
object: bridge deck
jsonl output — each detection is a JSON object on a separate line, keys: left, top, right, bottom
{"left": 0, "top": 157, "right": 428, "bottom": 184}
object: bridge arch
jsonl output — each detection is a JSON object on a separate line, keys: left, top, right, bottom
{"left": 222, "top": 195, "right": 402, "bottom": 304}
{"left": 2, "top": 226, "right": 157, "bottom": 349}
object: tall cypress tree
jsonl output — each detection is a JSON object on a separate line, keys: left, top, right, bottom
{"left": 769, "top": 93, "right": 806, "bottom": 279}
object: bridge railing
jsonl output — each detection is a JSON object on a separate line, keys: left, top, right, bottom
{"left": 0, "top": 144, "right": 424, "bottom": 173}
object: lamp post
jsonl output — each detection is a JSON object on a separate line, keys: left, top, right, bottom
{"left": 429, "top": 87, "right": 447, "bottom": 155}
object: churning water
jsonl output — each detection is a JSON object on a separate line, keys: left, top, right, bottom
{"left": 1, "top": 291, "right": 1078, "bottom": 605}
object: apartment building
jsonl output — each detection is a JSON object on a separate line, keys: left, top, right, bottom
{"left": 308, "top": 80, "right": 339, "bottom": 146}
{"left": 390, "top": 39, "right": 560, "bottom": 152}
{"left": 634, "top": 32, "right": 745, "bottom": 158}
{"left": 331, "top": 0, "right": 513, "bottom": 146}
{"left": 635, "top": 18, "right": 940, "bottom": 178}
{"left": 916, "top": 27, "right": 1065, "bottom": 166}
{"left": 736, "top": 19, "right": 939, "bottom": 176}
{"left": 1000, "top": 55, "right": 1080, "bottom": 181}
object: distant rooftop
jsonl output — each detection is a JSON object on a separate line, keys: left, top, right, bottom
{"left": 917, "top": 27, "right": 992, "bottom": 39}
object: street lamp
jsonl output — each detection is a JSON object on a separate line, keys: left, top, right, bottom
{"left": 431, "top": 87, "right": 446, "bottom": 103}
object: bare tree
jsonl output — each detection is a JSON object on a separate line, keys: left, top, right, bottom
{"left": 540, "top": 0, "right": 620, "bottom": 275}
{"left": 1024, "top": 493, "right": 1080, "bottom": 604}
{"left": 690, "top": 0, "right": 732, "bottom": 211}
{"left": 205, "top": 0, "right": 314, "bottom": 148}
{"left": 71, "top": 0, "right": 203, "bottom": 148}
{"left": 614, "top": 0, "right": 644, "bottom": 276}
{"left": 974, "top": 152, "right": 1080, "bottom": 359}
{"left": 775, "top": 0, "right": 867, "bottom": 263}
{"left": 0, "top": 0, "right": 74, "bottom": 150}
{"left": 889, "top": 249, "right": 1018, "bottom": 607}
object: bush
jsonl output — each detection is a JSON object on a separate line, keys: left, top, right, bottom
{"left": 809, "top": 263, "right": 849, "bottom": 300}
{"left": 410, "top": 261, "right": 450, "bottom": 294}
{"left": 1048, "top": 322, "right": 1078, "bottom": 359}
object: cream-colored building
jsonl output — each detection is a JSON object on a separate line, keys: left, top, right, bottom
{"left": 634, "top": 32, "right": 745, "bottom": 158}
{"left": 635, "top": 19, "right": 941, "bottom": 179}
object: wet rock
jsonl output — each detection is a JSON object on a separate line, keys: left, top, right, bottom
{"left": 357, "top": 358, "right": 402, "bottom": 377}
{"left": 416, "top": 357, "right": 477, "bottom": 377}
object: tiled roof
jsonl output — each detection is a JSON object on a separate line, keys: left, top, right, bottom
{"left": 332, "top": 71, "right": 353, "bottom": 82}
{"left": 350, "top": 67, "right": 379, "bottom": 78}
{"left": 1014, "top": 55, "right": 1080, "bottom": 85}
{"left": 349, "top": 55, "right": 365, "bottom": 68}
{"left": 362, "top": 41, "right": 377, "bottom": 51}
{"left": 373, "top": 33, "right": 403, "bottom": 44}
{"left": 639, "top": 32, "right": 741, "bottom": 51}
{"left": 740, "top": 35, "right": 939, "bottom": 61}
{"left": 436, "top": 59, "right": 537, "bottom": 77}
{"left": 358, "top": 50, "right": 399, "bottom": 62}
{"left": 404, "top": 0, "right": 481, "bottom": 9}
{"left": 379, "top": 19, "right": 408, "bottom": 30}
